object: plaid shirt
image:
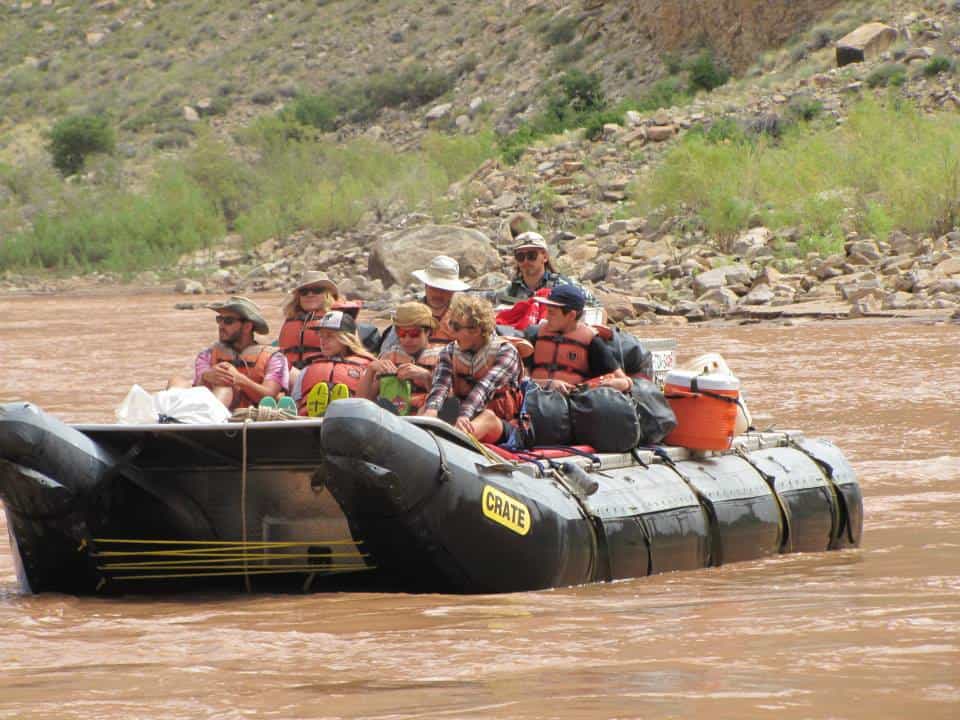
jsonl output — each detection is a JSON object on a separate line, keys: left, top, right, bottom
{"left": 497, "top": 270, "right": 599, "bottom": 307}
{"left": 425, "top": 339, "right": 521, "bottom": 419}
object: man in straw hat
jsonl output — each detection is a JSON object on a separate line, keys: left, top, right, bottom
{"left": 169, "top": 296, "right": 288, "bottom": 410}
{"left": 381, "top": 255, "right": 471, "bottom": 352}
{"left": 496, "top": 231, "right": 599, "bottom": 308}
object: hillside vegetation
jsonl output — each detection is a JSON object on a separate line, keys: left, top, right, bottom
{"left": 0, "top": 0, "right": 958, "bottom": 290}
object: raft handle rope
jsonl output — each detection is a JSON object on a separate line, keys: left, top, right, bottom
{"left": 734, "top": 446, "right": 793, "bottom": 554}
{"left": 650, "top": 447, "right": 719, "bottom": 567}
{"left": 786, "top": 438, "right": 850, "bottom": 545}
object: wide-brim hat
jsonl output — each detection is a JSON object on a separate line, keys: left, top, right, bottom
{"left": 393, "top": 301, "right": 437, "bottom": 329}
{"left": 294, "top": 271, "right": 340, "bottom": 297}
{"left": 411, "top": 255, "right": 471, "bottom": 292}
{"left": 208, "top": 296, "right": 269, "bottom": 335}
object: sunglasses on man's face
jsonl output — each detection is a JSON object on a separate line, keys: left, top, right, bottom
{"left": 216, "top": 316, "right": 243, "bottom": 326}
{"left": 396, "top": 326, "right": 427, "bottom": 339}
{"left": 450, "top": 320, "right": 478, "bottom": 332}
{"left": 300, "top": 287, "right": 327, "bottom": 296}
{"left": 515, "top": 250, "right": 541, "bottom": 262}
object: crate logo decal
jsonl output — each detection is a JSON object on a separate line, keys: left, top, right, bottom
{"left": 482, "top": 485, "right": 531, "bottom": 536}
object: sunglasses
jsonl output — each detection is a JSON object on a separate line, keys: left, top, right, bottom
{"left": 300, "top": 287, "right": 327, "bottom": 296}
{"left": 216, "top": 316, "right": 244, "bottom": 326}
{"left": 396, "top": 326, "right": 427, "bottom": 339}
{"left": 515, "top": 250, "right": 541, "bottom": 262}
{"left": 450, "top": 320, "right": 479, "bottom": 332}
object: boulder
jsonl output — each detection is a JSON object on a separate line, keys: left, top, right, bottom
{"left": 836, "top": 23, "right": 898, "bottom": 67}
{"left": 424, "top": 103, "right": 453, "bottom": 124}
{"left": 174, "top": 278, "right": 205, "bottom": 295}
{"left": 368, "top": 225, "right": 501, "bottom": 288}
{"left": 731, "top": 227, "right": 772, "bottom": 256}
{"left": 691, "top": 264, "right": 752, "bottom": 295}
{"left": 741, "top": 284, "right": 775, "bottom": 305}
{"left": 646, "top": 125, "right": 676, "bottom": 142}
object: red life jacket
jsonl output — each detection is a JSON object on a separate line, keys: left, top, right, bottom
{"left": 531, "top": 323, "right": 596, "bottom": 385}
{"left": 379, "top": 346, "right": 441, "bottom": 410}
{"left": 278, "top": 314, "right": 325, "bottom": 369}
{"left": 450, "top": 338, "right": 521, "bottom": 420}
{"left": 297, "top": 354, "right": 372, "bottom": 414}
{"left": 207, "top": 343, "right": 277, "bottom": 409}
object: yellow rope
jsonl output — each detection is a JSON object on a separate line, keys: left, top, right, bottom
{"left": 94, "top": 551, "right": 365, "bottom": 561}
{"left": 97, "top": 553, "right": 367, "bottom": 569}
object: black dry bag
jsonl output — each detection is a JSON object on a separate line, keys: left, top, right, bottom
{"left": 569, "top": 386, "right": 641, "bottom": 453}
{"left": 520, "top": 384, "right": 572, "bottom": 448}
{"left": 629, "top": 378, "right": 677, "bottom": 445}
{"left": 604, "top": 327, "right": 652, "bottom": 378}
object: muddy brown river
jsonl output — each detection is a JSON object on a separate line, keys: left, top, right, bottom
{"left": 1, "top": 293, "right": 958, "bottom": 719}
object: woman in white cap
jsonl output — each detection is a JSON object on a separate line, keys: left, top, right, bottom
{"left": 382, "top": 255, "right": 471, "bottom": 351}
{"left": 278, "top": 271, "right": 340, "bottom": 370}
{"left": 291, "top": 310, "right": 376, "bottom": 417}
{"left": 497, "top": 231, "right": 599, "bottom": 308}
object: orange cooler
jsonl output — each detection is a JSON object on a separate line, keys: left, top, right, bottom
{"left": 663, "top": 370, "right": 741, "bottom": 450}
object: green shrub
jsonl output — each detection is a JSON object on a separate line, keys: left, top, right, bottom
{"left": 553, "top": 41, "right": 586, "bottom": 67}
{"left": 286, "top": 93, "right": 338, "bottom": 131}
{"left": 788, "top": 96, "right": 824, "bottom": 122}
{"left": 688, "top": 51, "right": 730, "bottom": 93}
{"left": 556, "top": 69, "right": 605, "bottom": 113}
{"left": 583, "top": 110, "right": 625, "bottom": 141}
{"left": 923, "top": 56, "right": 953, "bottom": 76}
{"left": 543, "top": 15, "right": 579, "bottom": 46}
{"left": 866, "top": 63, "right": 907, "bottom": 87}
{"left": 47, "top": 114, "right": 115, "bottom": 176}
{"left": 635, "top": 98, "right": 960, "bottom": 244}
{"left": 498, "top": 70, "right": 607, "bottom": 162}
{"left": 634, "top": 77, "right": 689, "bottom": 112}
{"left": 0, "top": 168, "right": 223, "bottom": 272}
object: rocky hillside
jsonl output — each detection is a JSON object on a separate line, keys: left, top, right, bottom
{"left": 2, "top": 0, "right": 960, "bottom": 324}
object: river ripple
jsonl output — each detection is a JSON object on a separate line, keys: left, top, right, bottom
{"left": 1, "top": 293, "right": 957, "bottom": 719}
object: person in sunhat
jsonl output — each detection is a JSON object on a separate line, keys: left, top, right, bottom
{"left": 524, "top": 285, "right": 630, "bottom": 395}
{"left": 278, "top": 271, "right": 340, "bottom": 370}
{"left": 168, "top": 296, "right": 289, "bottom": 411}
{"left": 496, "top": 231, "right": 599, "bottom": 308}
{"left": 381, "top": 255, "right": 471, "bottom": 352}
{"left": 290, "top": 310, "right": 376, "bottom": 416}
{"left": 358, "top": 301, "right": 441, "bottom": 414}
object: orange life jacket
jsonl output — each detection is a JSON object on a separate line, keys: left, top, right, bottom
{"left": 278, "top": 314, "right": 325, "bottom": 369}
{"left": 530, "top": 323, "right": 596, "bottom": 385}
{"left": 429, "top": 308, "right": 456, "bottom": 347}
{"left": 379, "top": 346, "right": 441, "bottom": 410}
{"left": 207, "top": 343, "right": 277, "bottom": 409}
{"left": 450, "top": 337, "right": 521, "bottom": 420}
{"left": 297, "top": 354, "right": 372, "bottom": 414}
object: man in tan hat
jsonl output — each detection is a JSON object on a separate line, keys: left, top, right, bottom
{"left": 382, "top": 255, "right": 471, "bottom": 351}
{"left": 497, "top": 231, "right": 599, "bottom": 308}
{"left": 170, "top": 296, "right": 288, "bottom": 410}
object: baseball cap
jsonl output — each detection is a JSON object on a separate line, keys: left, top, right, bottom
{"left": 533, "top": 284, "right": 586, "bottom": 313}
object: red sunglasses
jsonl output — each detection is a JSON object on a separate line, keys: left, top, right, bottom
{"left": 396, "top": 326, "right": 426, "bottom": 339}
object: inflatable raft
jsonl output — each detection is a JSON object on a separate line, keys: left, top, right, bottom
{"left": 0, "top": 400, "right": 861, "bottom": 595}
